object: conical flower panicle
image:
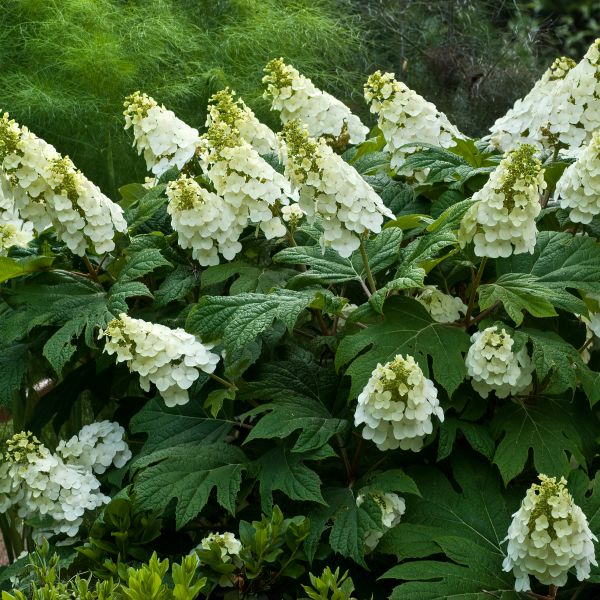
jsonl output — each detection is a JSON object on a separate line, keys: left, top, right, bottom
{"left": 99, "top": 313, "right": 220, "bottom": 407}
{"left": 354, "top": 354, "right": 444, "bottom": 451}
{"left": 206, "top": 88, "right": 277, "bottom": 155}
{"left": 56, "top": 420, "right": 132, "bottom": 475}
{"left": 263, "top": 58, "right": 368, "bottom": 145}
{"left": 555, "top": 130, "right": 600, "bottom": 224}
{"left": 0, "top": 113, "right": 126, "bottom": 255}
{"left": 0, "top": 174, "right": 33, "bottom": 254}
{"left": 415, "top": 285, "right": 467, "bottom": 323}
{"left": 0, "top": 426, "right": 130, "bottom": 537}
{"left": 546, "top": 39, "right": 600, "bottom": 151}
{"left": 356, "top": 492, "right": 406, "bottom": 552}
{"left": 123, "top": 91, "right": 201, "bottom": 176}
{"left": 279, "top": 120, "right": 393, "bottom": 258}
{"left": 199, "top": 119, "right": 293, "bottom": 249}
{"left": 493, "top": 40, "right": 600, "bottom": 153}
{"left": 458, "top": 144, "right": 545, "bottom": 258}
{"left": 490, "top": 56, "right": 577, "bottom": 152}
{"left": 465, "top": 326, "right": 533, "bottom": 398}
{"left": 503, "top": 475, "right": 597, "bottom": 592}
{"left": 166, "top": 175, "right": 241, "bottom": 266}
{"left": 364, "top": 71, "right": 463, "bottom": 175}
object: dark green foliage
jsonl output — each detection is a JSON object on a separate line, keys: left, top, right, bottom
{"left": 339, "top": 0, "right": 563, "bottom": 137}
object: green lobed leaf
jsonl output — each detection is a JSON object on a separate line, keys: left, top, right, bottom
{"left": 0, "top": 255, "right": 54, "bottom": 283}
{"left": 496, "top": 231, "right": 600, "bottom": 312}
{"left": 240, "top": 356, "right": 349, "bottom": 453}
{"left": 358, "top": 469, "right": 421, "bottom": 498}
{"left": 201, "top": 259, "right": 296, "bottom": 294}
{"left": 186, "top": 289, "right": 317, "bottom": 354}
{"left": 385, "top": 538, "right": 522, "bottom": 600}
{"left": 0, "top": 343, "right": 28, "bottom": 408}
{"left": 274, "top": 228, "right": 402, "bottom": 289}
{"left": 274, "top": 246, "right": 359, "bottom": 286}
{"left": 118, "top": 248, "right": 172, "bottom": 283}
{"left": 523, "top": 328, "right": 594, "bottom": 396}
{"left": 154, "top": 265, "right": 197, "bottom": 307}
{"left": 304, "top": 471, "right": 417, "bottom": 566}
{"left": 437, "top": 417, "right": 495, "bottom": 461}
{"left": 478, "top": 273, "right": 561, "bottom": 325}
{"left": 398, "top": 145, "right": 494, "bottom": 189}
{"left": 130, "top": 396, "right": 232, "bottom": 458}
{"left": 255, "top": 445, "right": 328, "bottom": 513}
{"left": 336, "top": 296, "right": 470, "bottom": 397}
{"left": 133, "top": 442, "right": 250, "bottom": 529}
{"left": 329, "top": 491, "right": 383, "bottom": 568}
{"left": 378, "top": 455, "right": 521, "bottom": 599}
{"left": 491, "top": 396, "right": 590, "bottom": 485}
{"left": 1, "top": 273, "right": 115, "bottom": 374}
{"left": 124, "top": 184, "right": 168, "bottom": 231}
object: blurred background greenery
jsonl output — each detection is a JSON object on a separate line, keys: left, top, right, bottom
{"left": 0, "top": 0, "right": 595, "bottom": 195}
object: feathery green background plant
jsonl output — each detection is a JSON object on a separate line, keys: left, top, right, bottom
{"left": 0, "top": 0, "right": 366, "bottom": 197}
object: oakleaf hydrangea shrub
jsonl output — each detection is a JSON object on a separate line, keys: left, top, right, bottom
{"left": 2, "top": 45, "right": 600, "bottom": 600}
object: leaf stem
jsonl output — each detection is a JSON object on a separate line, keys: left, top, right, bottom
{"left": 464, "top": 257, "right": 487, "bottom": 325}
{"left": 468, "top": 300, "right": 501, "bottom": 327}
{"left": 569, "top": 583, "right": 586, "bottom": 600}
{"left": 359, "top": 238, "right": 377, "bottom": 294}
{"left": 0, "top": 514, "right": 15, "bottom": 563}
{"left": 359, "top": 278, "right": 372, "bottom": 299}
{"left": 527, "top": 586, "right": 558, "bottom": 600}
{"left": 285, "top": 229, "right": 297, "bottom": 248}
{"left": 312, "top": 309, "right": 330, "bottom": 336}
{"left": 209, "top": 373, "right": 237, "bottom": 390}
{"left": 82, "top": 255, "right": 99, "bottom": 282}
{"left": 578, "top": 335, "right": 594, "bottom": 355}
{"left": 336, "top": 433, "right": 352, "bottom": 482}
{"left": 349, "top": 437, "right": 364, "bottom": 485}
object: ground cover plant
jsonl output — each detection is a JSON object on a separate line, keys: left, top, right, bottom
{"left": 1, "top": 36, "right": 600, "bottom": 600}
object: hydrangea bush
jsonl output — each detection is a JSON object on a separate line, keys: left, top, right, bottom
{"left": 2, "top": 45, "right": 600, "bottom": 600}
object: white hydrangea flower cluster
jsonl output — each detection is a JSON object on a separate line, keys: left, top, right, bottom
{"left": 458, "top": 144, "right": 545, "bottom": 258}
{"left": 415, "top": 286, "right": 467, "bottom": 323}
{"left": 503, "top": 475, "right": 597, "bottom": 592}
{"left": 56, "top": 420, "right": 132, "bottom": 475}
{"left": 199, "top": 120, "right": 293, "bottom": 244}
{"left": 199, "top": 532, "right": 242, "bottom": 559}
{"left": 279, "top": 121, "right": 393, "bottom": 257}
{"left": 0, "top": 175, "right": 33, "bottom": 253}
{"left": 194, "top": 532, "right": 243, "bottom": 587}
{"left": 543, "top": 40, "right": 600, "bottom": 151}
{"left": 206, "top": 88, "right": 277, "bottom": 155}
{"left": 337, "top": 302, "right": 358, "bottom": 328}
{"left": 493, "top": 40, "right": 600, "bottom": 153}
{"left": 166, "top": 175, "right": 240, "bottom": 266}
{"left": 123, "top": 91, "right": 201, "bottom": 176}
{"left": 354, "top": 354, "right": 444, "bottom": 451}
{"left": 281, "top": 202, "right": 305, "bottom": 228}
{"left": 263, "top": 58, "right": 368, "bottom": 145}
{"left": 364, "top": 71, "right": 463, "bottom": 173}
{"left": 0, "top": 211, "right": 33, "bottom": 254}
{"left": 99, "top": 313, "right": 220, "bottom": 407}
{"left": 465, "top": 326, "right": 533, "bottom": 399}
{"left": 578, "top": 293, "right": 600, "bottom": 363}
{"left": 0, "top": 112, "right": 127, "bottom": 255}
{"left": 0, "top": 427, "right": 130, "bottom": 537}
{"left": 555, "top": 130, "right": 600, "bottom": 224}
{"left": 490, "top": 57, "right": 577, "bottom": 152}
{"left": 357, "top": 491, "right": 406, "bottom": 552}
{"left": 583, "top": 294, "right": 600, "bottom": 339}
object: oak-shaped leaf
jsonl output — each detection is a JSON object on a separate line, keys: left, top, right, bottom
{"left": 336, "top": 296, "right": 470, "bottom": 397}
